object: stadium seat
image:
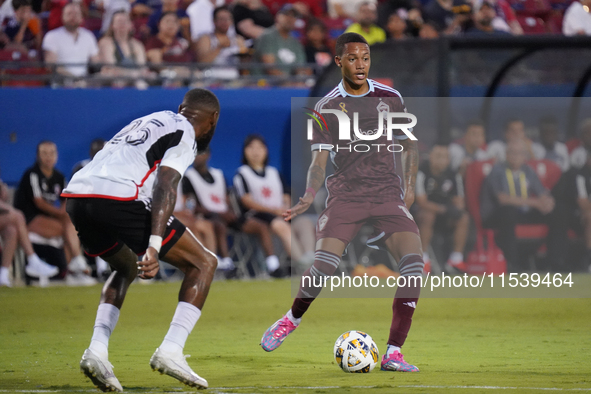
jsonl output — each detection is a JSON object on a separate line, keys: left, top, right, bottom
{"left": 511, "top": 0, "right": 552, "bottom": 16}
{"left": 464, "top": 160, "right": 507, "bottom": 274}
{"left": 0, "top": 50, "right": 47, "bottom": 87}
{"left": 517, "top": 15, "right": 548, "bottom": 34}
{"left": 565, "top": 138, "right": 581, "bottom": 153}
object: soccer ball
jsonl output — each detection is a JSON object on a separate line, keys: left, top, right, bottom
{"left": 334, "top": 331, "right": 379, "bottom": 373}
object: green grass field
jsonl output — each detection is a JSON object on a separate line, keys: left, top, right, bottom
{"left": 1, "top": 279, "right": 590, "bottom": 394}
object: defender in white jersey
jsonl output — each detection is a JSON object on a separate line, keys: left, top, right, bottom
{"left": 62, "top": 89, "right": 220, "bottom": 392}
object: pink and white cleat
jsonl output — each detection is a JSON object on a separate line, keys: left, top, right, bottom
{"left": 260, "top": 315, "right": 297, "bottom": 352}
{"left": 381, "top": 350, "right": 419, "bottom": 372}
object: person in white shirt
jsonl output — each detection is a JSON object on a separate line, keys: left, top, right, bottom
{"left": 448, "top": 119, "right": 490, "bottom": 175}
{"left": 531, "top": 116, "right": 569, "bottom": 172}
{"left": 563, "top": 0, "right": 591, "bottom": 36}
{"left": 62, "top": 89, "right": 220, "bottom": 392}
{"left": 186, "top": 0, "right": 225, "bottom": 41}
{"left": 42, "top": 2, "right": 99, "bottom": 82}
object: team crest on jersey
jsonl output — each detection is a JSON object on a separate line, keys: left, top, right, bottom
{"left": 376, "top": 101, "right": 390, "bottom": 113}
{"left": 318, "top": 214, "right": 328, "bottom": 231}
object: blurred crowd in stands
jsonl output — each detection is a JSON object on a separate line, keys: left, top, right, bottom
{"left": 1, "top": 0, "right": 590, "bottom": 86}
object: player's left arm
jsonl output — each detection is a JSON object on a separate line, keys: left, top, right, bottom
{"left": 140, "top": 165, "right": 181, "bottom": 279}
{"left": 399, "top": 138, "right": 419, "bottom": 208}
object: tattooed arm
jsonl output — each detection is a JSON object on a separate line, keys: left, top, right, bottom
{"left": 139, "top": 165, "right": 181, "bottom": 279}
{"left": 284, "top": 150, "right": 329, "bottom": 221}
{"left": 399, "top": 138, "right": 419, "bottom": 208}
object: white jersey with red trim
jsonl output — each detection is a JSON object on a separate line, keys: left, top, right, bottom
{"left": 63, "top": 110, "right": 198, "bottom": 204}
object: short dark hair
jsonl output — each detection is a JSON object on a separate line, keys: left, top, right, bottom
{"left": 159, "top": 11, "right": 178, "bottom": 24}
{"left": 213, "top": 5, "right": 230, "bottom": 20}
{"left": 182, "top": 88, "right": 220, "bottom": 112}
{"left": 242, "top": 134, "right": 269, "bottom": 167}
{"left": 335, "top": 32, "right": 369, "bottom": 57}
{"left": 12, "top": 0, "right": 31, "bottom": 10}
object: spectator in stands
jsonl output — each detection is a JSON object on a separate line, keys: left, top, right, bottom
{"left": 303, "top": 18, "right": 332, "bottom": 68}
{"left": 449, "top": 119, "right": 490, "bottom": 175}
{"left": 0, "top": 177, "right": 59, "bottom": 287}
{"left": 234, "top": 134, "right": 314, "bottom": 275}
{"left": 386, "top": 11, "right": 409, "bottom": 40}
{"left": 419, "top": 21, "right": 440, "bottom": 38}
{"left": 182, "top": 148, "right": 282, "bottom": 276}
{"left": 531, "top": 116, "right": 569, "bottom": 172}
{"left": 96, "top": 0, "right": 131, "bottom": 35}
{"left": 232, "top": 0, "right": 274, "bottom": 39}
{"left": 377, "top": 0, "right": 415, "bottom": 29}
{"left": 45, "top": 0, "right": 90, "bottom": 32}
{"left": 187, "top": 0, "right": 224, "bottom": 41}
{"left": 328, "top": 0, "right": 377, "bottom": 19}
{"left": 253, "top": 4, "right": 308, "bottom": 76}
{"left": 71, "top": 138, "right": 105, "bottom": 177}
{"left": 0, "top": 0, "right": 42, "bottom": 52}
{"left": 344, "top": 2, "right": 386, "bottom": 45}
{"left": 42, "top": 2, "right": 99, "bottom": 84}
{"left": 145, "top": 11, "right": 193, "bottom": 84}
{"left": 196, "top": 6, "right": 247, "bottom": 80}
{"left": 261, "top": 0, "right": 324, "bottom": 18}
{"left": 481, "top": 139, "right": 561, "bottom": 272}
{"left": 13, "top": 141, "right": 96, "bottom": 285}
{"left": 423, "top": 0, "right": 472, "bottom": 34}
{"left": 416, "top": 144, "right": 469, "bottom": 274}
{"left": 487, "top": 118, "right": 534, "bottom": 162}
{"left": 98, "top": 11, "right": 150, "bottom": 89}
{"left": 570, "top": 119, "right": 591, "bottom": 169}
{"left": 148, "top": 0, "right": 191, "bottom": 42}
{"left": 465, "top": 1, "right": 511, "bottom": 35}
{"left": 563, "top": 0, "right": 591, "bottom": 35}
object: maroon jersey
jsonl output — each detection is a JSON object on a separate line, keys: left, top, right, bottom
{"left": 311, "top": 79, "right": 413, "bottom": 204}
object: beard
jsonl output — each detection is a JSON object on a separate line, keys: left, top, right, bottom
{"left": 196, "top": 125, "right": 216, "bottom": 154}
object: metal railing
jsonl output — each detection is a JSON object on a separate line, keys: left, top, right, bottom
{"left": 0, "top": 60, "right": 325, "bottom": 88}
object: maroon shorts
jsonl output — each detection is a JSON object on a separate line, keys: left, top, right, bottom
{"left": 315, "top": 198, "right": 419, "bottom": 249}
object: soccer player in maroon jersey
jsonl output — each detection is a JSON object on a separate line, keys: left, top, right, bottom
{"left": 260, "top": 32, "right": 423, "bottom": 372}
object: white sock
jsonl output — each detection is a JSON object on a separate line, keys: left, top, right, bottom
{"left": 449, "top": 252, "right": 463, "bottom": 264}
{"left": 217, "top": 257, "right": 235, "bottom": 270}
{"left": 285, "top": 309, "right": 301, "bottom": 326}
{"left": 27, "top": 253, "right": 44, "bottom": 267}
{"left": 265, "top": 255, "right": 280, "bottom": 272}
{"left": 386, "top": 345, "right": 401, "bottom": 357}
{"left": 159, "top": 302, "right": 201, "bottom": 355}
{"left": 423, "top": 252, "right": 430, "bottom": 262}
{"left": 89, "top": 303, "right": 120, "bottom": 359}
{"left": 0, "top": 267, "right": 9, "bottom": 282}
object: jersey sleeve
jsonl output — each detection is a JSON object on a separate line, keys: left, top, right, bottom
{"left": 160, "top": 128, "right": 197, "bottom": 177}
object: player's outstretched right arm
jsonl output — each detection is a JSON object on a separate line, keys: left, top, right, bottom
{"left": 284, "top": 150, "right": 329, "bottom": 221}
